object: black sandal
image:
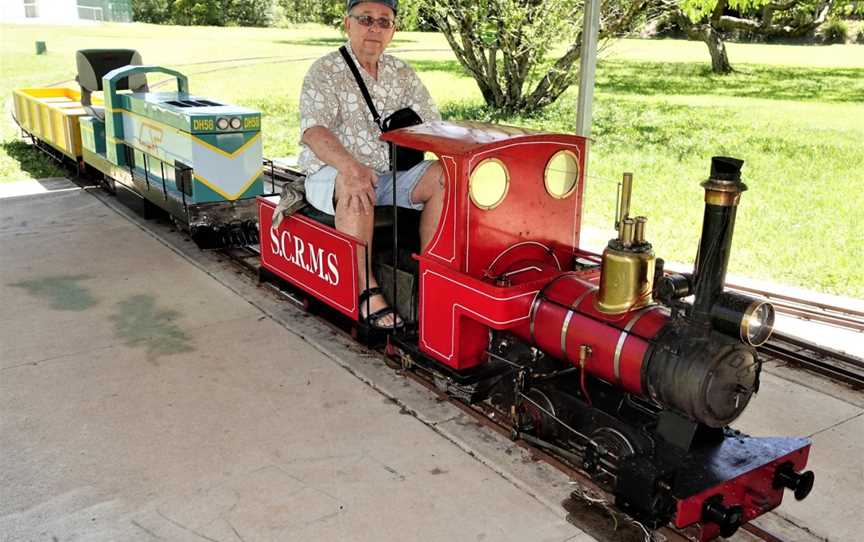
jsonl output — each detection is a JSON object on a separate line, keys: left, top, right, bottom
{"left": 359, "top": 287, "right": 404, "bottom": 330}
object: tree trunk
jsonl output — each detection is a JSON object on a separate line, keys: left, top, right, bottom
{"left": 672, "top": 7, "right": 733, "bottom": 75}
{"left": 705, "top": 27, "right": 732, "bottom": 74}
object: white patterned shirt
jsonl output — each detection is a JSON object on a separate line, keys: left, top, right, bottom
{"left": 298, "top": 42, "right": 440, "bottom": 175}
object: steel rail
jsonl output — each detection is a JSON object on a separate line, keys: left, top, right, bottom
{"left": 759, "top": 333, "right": 864, "bottom": 390}
{"left": 727, "top": 282, "right": 864, "bottom": 333}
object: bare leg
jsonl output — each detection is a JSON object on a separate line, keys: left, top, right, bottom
{"left": 411, "top": 161, "right": 446, "bottom": 251}
{"left": 334, "top": 176, "right": 397, "bottom": 327}
{"left": 334, "top": 162, "right": 445, "bottom": 327}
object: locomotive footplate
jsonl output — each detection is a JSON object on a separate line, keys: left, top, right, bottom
{"left": 617, "top": 432, "right": 812, "bottom": 540}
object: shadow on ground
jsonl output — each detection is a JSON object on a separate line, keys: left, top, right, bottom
{"left": 416, "top": 58, "right": 864, "bottom": 104}
{"left": 597, "top": 61, "right": 864, "bottom": 103}
{"left": 410, "top": 59, "right": 466, "bottom": 76}
{"left": 1, "top": 139, "right": 67, "bottom": 181}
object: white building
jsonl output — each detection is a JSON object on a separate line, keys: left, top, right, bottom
{"left": 0, "top": 0, "right": 132, "bottom": 24}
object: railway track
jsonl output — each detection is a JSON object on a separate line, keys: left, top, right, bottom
{"left": 759, "top": 332, "right": 864, "bottom": 390}
{"left": 728, "top": 282, "right": 864, "bottom": 333}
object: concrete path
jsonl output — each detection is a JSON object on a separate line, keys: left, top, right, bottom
{"left": 0, "top": 183, "right": 589, "bottom": 542}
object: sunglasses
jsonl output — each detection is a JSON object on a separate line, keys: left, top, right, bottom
{"left": 349, "top": 14, "right": 395, "bottom": 29}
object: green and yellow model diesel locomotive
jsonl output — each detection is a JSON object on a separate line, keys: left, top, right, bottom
{"left": 13, "top": 49, "right": 264, "bottom": 248}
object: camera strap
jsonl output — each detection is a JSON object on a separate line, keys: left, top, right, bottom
{"left": 339, "top": 46, "right": 383, "bottom": 130}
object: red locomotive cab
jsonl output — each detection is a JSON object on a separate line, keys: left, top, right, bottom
{"left": 382, "top": 121, "right": 588, "bottom": 370}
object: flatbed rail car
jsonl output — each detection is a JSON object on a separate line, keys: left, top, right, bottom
{"left": 12, "top": 87, "right": 98, "bottom": 162}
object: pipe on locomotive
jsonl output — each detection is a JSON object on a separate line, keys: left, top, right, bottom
{"left": 520, "top": 157, "right": 776, "bottom": 428}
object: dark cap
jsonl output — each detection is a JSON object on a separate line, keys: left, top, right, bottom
{"left": 709, "top": 156, "right": 744, "bottom": 181}
{"left": 347, "top": 0, "right": 397, "bottom": 15}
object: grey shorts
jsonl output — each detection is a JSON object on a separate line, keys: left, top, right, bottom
{"left": 304, "top": 160, "right": 435, "bottom": 216}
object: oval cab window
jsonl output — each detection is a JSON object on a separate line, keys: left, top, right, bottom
{"left": 544, "top": 150, "right": 579, "bottom": 199}
{"left": 469, "top": 158, "right": 509, "bottom": 210}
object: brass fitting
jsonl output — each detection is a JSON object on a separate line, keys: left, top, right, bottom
{"left": 703, "top": 179, "right": 745, "bottom": 207}
{"left": 634, "top": 216, "right": 647, "bottom": 245}
{"left": 616, "top": 173, "right": 633, "bottom": 230}
{"left": 597, "top": 173, "right": 655, "bottom": 314}
{"left": 621, "top": 218, "right": 635, "bottom": 247}
{"left": 595, "top": 246, "right": 656, "bottom": 314}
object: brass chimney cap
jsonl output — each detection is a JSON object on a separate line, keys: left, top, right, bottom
{"left": 701, "top": 156, "right": 748, "bottom": 205}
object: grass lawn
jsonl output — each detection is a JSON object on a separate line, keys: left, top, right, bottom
{"left": 2, "top": 23, "right": 862, "bottom": 297}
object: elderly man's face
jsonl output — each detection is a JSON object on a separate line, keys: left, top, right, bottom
{"left": 345, "top": 2, "right": 396, "bottom": 61}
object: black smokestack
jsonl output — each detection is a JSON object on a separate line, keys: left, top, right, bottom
{"left": 692, "top": 157, "right": 747, "bottom": 322}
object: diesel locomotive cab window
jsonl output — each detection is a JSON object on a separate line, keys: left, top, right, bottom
{"left": 469, "top": 158, "right": 509, "bottom": 210}
{"left": 544, "top": 150, "right": 579, "bottom": 199}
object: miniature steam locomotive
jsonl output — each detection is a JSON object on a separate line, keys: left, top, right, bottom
{"left": 259, "top": 121, "right": 815, "bottom": 540}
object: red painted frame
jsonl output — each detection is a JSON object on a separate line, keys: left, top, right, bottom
{"left": 258, "top": 196, "right": 361, "bottom": 320}
{"left": 383, "top": 121, "right": 588, "bottom": 371}
{"left": 676, "top": 444, "right": 811, "bottom": 540}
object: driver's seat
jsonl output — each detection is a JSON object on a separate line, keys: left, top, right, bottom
{"left": 76, "top": 49, "right": 148, "bottom": 121}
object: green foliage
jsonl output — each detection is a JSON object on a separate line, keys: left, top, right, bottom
{"left": 822, "top": 18, "right": 849, "bottom": 42}
{"left": 227, "top": 0, "right": 273, "bottom": 26}
{"left": 277, "top": 0, "right": 344, "bottom": 26}
{"left": 132, "top": 0, "right": 273, "bottom": 26}
{"left": 0, "top": 140, "right": 67, "bottom": 180}
{"left": 432, "top": 0, "right": 645, "bottom": 113}
{"left": 171, "top": 0, "right": 217, "bottom": 25}
{"left": 681, "top": 0, "right": 762, "bottom": 22}
{"left": 132, "top": 0, "right": 171, "bottom": 23}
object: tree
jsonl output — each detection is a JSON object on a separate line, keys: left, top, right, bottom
{"left": 429, "top": 0, "right": 647, "bottom": 115}
{"left": 227, "top": 0, "right": 273, "bottom": 26}
{"left": 170, "top": 0, "right": 220, "bottom": 25}
{"left": 278, "top": 0, "right": 343, "bottom": 25}
{"left": 132, "top": 0, "right": 172, "bottom": 23}
{"left": 132, "top": 0, "right": 272, "bottom": 26}
{"left": 668, "top": 0, "right": 839, "bottom": 74}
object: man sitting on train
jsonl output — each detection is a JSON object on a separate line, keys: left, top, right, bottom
{"left": 298, "top": 0, "right": 445, "bottom": 329}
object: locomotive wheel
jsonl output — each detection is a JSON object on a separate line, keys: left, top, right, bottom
{"left": 142, "top": 198, "right": 161, "bottom": 220}
{"left": 101, "top": 175, "right": 117, "bottom": 194}
{"left": 518, "top": 388, "right": 556, "bottom": 439}
{"left": 589, "top": 427, "right": 635, "bottom": 491}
